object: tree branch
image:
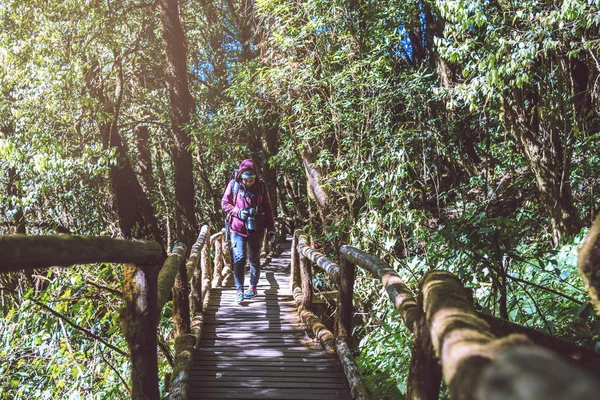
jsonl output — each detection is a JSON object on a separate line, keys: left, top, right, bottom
{"left": 475, "top": 254, "right": 583, "bottom": 305}
{"left": 157, "top": 335, "right": 174, "bottom": 366}
{"left": 99, "top": 345, "right": 131, "bottom": 394}
{"left": 506, "top": 273, "right": 583, "bottom": 305}
{"left": 86, "top": 279, "right": 123, "bottom": 297}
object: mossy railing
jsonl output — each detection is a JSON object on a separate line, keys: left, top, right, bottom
{"left": 1, "top": 234, "right": 165, "bottom": 399}
{"left": 292, "top": 227, "right": 600, "bottom": 400}
{"left": 0, "top": 227, "right": 233, "bottom": 400}
{"left": 166, "top": 225, "right": 231, "bottom": 400}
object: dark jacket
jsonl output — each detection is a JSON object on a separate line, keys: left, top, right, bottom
{"left": 221, "top": 159, "right": 275, "bottom": 237}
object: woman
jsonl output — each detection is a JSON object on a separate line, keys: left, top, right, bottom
{"left": 221, "top": 159, "right": 275, "bottom": 303}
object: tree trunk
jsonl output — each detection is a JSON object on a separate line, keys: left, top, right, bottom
{"left": 237, "top": 0, "right": 256, "bottom": 62}
{"left": 301, "top": 145, "right": 330, "bottom": 224}
{"left": 158, "top": 0, "right": 198, "bottom": 247}
{"left": 106, "top": 121, "right": 163, "bottom": 245}
{"left": 7, "top": 167, "right": 26, "bottom": 234}
{"left": 503, "top": 88, "right": 582, "bottom": 244}
{"left": 122, "top": 263, "right": 160, "bottom": 400}
{"left": 135, "top": 125, "right": 156, "bottom": 197}
{"left": 262, "top": 124, "right": 278, "bottom": 216}
{"left": 85, "top": 60, "right": 162, "bottom": 246}
{"left": 154, "top": 146, "right": 174, "bottom": 249}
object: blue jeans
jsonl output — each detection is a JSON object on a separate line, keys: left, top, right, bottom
{"left": 230, "top": 231, "right": 264, "bottom": 292}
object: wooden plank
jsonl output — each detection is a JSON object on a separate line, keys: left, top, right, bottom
{"left": 201, "top": 323, "right": 301, "bottom": 328}
{"left": 201, "top": 325, "right": 305, "bottom": 331}
{"left": 204, "top": 303, "right": 298, "bottom": 309}
{"left": 189, "top": 387, "right": 350, "bottom": 400}
{"left": 203, "top": 311, "right": 299, "bottom": 317}
{"left": 193, "top": 359, "right": 342, "bottom": 368}
{"left": 191, "top": 370, "right": 346, "bottom": 378}
{"left": 195, "top": 350, "right": 337, "bottom": 359}
{"left": 200, "top": 339, "right": 317, "bottom": 345}
{"left": 199, "top": 340, "right": 319, "bottom": 347}
{"left": 202, "top": 318, "right": 301, "bottom": 324}
{"left": 201, "top": 331, "right": 309, "bottom": 339}
{"left": 191, "top": 380, "right": 349, "bottom": 389}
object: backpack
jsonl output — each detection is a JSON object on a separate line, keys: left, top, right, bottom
{"left": 224, "top": 169, "right": 266, "bottom": 239}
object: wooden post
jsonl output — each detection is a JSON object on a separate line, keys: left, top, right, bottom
{"left": 299, "top": 253, "right": 312, "bottom": 311}
{"left": 339, "top": 245, "right": 434, "bottom": 400}
{"left": 291, "top": 230, "right": 301, "bottom": 292}
{"left": 335, "top": 257, "right": 354, "bottom": 339}
{"left": 335, "top": 338, "right": 371, "bottom": 400}
{"left": 122, "top": 263, "right": 160, "bottom": 400}
{"left": 168, "top": 335, "right": 195, "bottom": 400}
{"left": 189, "top": 226, "right": 209, "bottom": 317}
{"left": 211, "top": 231, "right": 225, "bottom": 288}
{"left": 172, "top": 260, "right": 190, "bottom": 337}
{"left": 406, "top": 298, "right": 442, "bottom": 400}
{"left": 336, "top": 257, "right": 372, "bottom": 399}
{"left": 200, "top": 225, "right": 212, "bottom": 308}
{"left": 261, "top": 229, "right": 270, "bottom": 256}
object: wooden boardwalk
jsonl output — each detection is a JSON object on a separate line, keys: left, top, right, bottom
{"left": 189, "top": 243, "right": 351, "bottom": 399}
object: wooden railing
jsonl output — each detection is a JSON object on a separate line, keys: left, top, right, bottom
{"left": 0, "top": 227, "right": 233, "bottom": 400}
{"left": 291, "top": 230, "right": 371, "bottom": 399}
{"left": 1, "top": 234, "right": 165, "bottom": 399}
{"left": 166, "top": 225, "right": 231, "bottom": 400}
{"left": 292, "top": 229, "right": 600, "bottom": 400}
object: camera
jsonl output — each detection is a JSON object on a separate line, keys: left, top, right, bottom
{"left": 245, "top": 208, "right": 257, "bottom": 234}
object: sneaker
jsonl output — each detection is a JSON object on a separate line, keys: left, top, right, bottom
{"left": 235, "top": 292, "right": 244, "bottom": 303}
{"left": 244, "top": 288, "right": 257, "bottom": 299}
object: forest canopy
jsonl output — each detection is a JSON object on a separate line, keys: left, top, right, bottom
{"left": 1, "top": 0, "right": 599, "bottom": 398}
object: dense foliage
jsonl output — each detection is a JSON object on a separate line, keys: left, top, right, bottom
{"left": 1, "top": 0, "right": 599, "bottom": 398}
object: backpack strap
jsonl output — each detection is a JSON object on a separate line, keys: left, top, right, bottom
{"left": 232, "top": 179, "right": 240, "bottom": 203}
{"left": 226, "top": 179, "right": 240, "bottom": 225}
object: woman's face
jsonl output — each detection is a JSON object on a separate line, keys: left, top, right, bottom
{"left": 242, "top": 177, "right": 256, "bottom": 187}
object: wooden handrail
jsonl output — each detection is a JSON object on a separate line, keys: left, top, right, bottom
{"left": 339, "top": 244, "right": 440, "bottom": 400}
{"left": 292, "top": 230, "right": 371, "bottom": 400}
{"left": 189, "top": 225, "right": 210, "bottom": 318}
{"left": 297, "top": 231, "right": 341, "bottom": 281}
{"left": 169, "top": 226, "right": 209, "bottom": 400}
{"left": 1, "top": 233, "right": 165, "bottom": 400}
{"left": 167, "top": 225, "right": 232, "bottom": 400}
{"left": 157, "top": 242, "right": 187, "bottom": 313}
{"left": 339, "top": 245, "right": 419, "bottom": 331}
{"left": 421, "top": 270, "right": 600, "bottom": 400}
{"left": 0, "top": 228, "right": 240, "bottom": 400}
{"left": 322, "top": 235, "right": 600, "bottom": 400}
{"left": 0, "top": 234, "right": 163, "bottom": 272}
{"left": 298, "top": 230, "right": 600, "bottom": 399}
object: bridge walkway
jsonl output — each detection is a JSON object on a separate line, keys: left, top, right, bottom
{"left": 189, "top": 241, "right": 351, "bottom": 399}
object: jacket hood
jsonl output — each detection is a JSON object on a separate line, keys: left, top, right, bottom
{"left": 236, "top": 159, "right": 259, "bottom": 181}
